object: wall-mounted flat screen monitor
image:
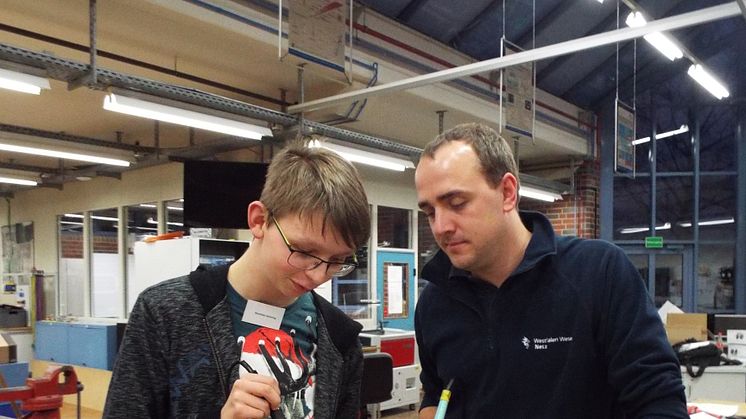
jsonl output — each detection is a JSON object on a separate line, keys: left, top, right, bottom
{"left": 183, "top": 160, "right": 268, "bottom": 229}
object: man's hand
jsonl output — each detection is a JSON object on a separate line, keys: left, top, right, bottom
{"left": 419, "top": 406, "right": 436, "bottom": 419}
{"left": 221, "top": 373, "right": 282, "bottom": 418}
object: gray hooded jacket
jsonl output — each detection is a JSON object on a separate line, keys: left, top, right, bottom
{"left": 103, "top": 264, "right": 363, "bottom": 418}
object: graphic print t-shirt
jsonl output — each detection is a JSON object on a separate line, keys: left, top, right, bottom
{"left": 227, "top": 283, "right": 318, "bottom": 419}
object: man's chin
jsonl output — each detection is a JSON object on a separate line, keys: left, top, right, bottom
{"left": 445, "top": 253, "right": 472, "bottom": 270}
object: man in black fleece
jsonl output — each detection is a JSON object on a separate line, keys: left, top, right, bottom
{"left": 414, "top": 123, "right": 687, "bottom": 418}
{"left": 104, "top": 141, "right": 371, "bottom": 418}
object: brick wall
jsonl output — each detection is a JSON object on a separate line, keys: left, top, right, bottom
{"left": 377, "top": 206, "right": 410, "bottom": 248}
{"left": 60, "top": 231, "right": 119, "bottom": 258}
{"left": 521, "top": 160, "right": 600, "bottom": 239}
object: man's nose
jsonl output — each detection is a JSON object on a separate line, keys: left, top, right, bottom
{"left": 431, "top": 211, "right": 454, "bottom": 236}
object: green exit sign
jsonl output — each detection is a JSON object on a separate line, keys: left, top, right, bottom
{"left": 645, "top": 236, "right": 663, "bottom": 249}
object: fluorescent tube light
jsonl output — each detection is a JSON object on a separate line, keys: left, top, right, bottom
{"left": 687, "top": 64, "right": 730, "bottom": 100}
{"left": 0, "top": 176, "right": 37, "bottom": 186}
{"left": 678, "top": 217, "right": 734, "bottom": 228}
{"left": 139, "top": 203, "right": 183, "bottom": 211}
{"left": 632, "top": 125, "right": 689, "bottom": 145}
{"left": 0, "top": 68, "right": 50, "bottom": 95}
{"left": 519, "top": 185, "right": 562, "bottom": 202}
{"left": 308, "top": 139, "right": 415, "bottom": 172}
{"left": 147, "top": 217, "right": 183, "bottom": 227}
{"left": 63, "top": 213, "right": 118, "bottom": 222}
{"left": 0, "top": 143, "right": 131, "bottom": 167}
{"left": 103, "top": 93, "right": 272, "bottom": 140}
{"left": 625, "top": 12, "right": 683, "bottom": 61}
{"left": 620, "top": 222, "right": 671, "bottom": 234}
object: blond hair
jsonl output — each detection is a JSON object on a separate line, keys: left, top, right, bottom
{"left": 260, "top": 141, "right": 371, "bottom": 249}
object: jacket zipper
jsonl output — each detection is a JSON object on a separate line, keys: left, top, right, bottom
{"left": 204, "top": 318, "right": 229, "bottom": 400}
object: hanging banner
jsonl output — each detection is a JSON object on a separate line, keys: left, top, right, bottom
{"left": 285, "top": 0, "right": 350, "bottom": 81}
{"left": 500, "top": 39, "right": 535, "bottom": 141}
{"left": 615, "top": 99, "right": 636, "bottom": 174}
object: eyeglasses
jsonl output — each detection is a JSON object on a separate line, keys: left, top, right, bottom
{"left": 271, "top": 215, "right": 357, "bottom": 277}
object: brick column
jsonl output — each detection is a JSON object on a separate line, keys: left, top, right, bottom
{"left": 521, "top": 160, "right": 600, "bottom": 239}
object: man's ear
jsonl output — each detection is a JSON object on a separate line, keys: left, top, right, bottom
{"left": 500, "top": 173, "right": 519, "bottom": 211}
{"left": 247, "top": 201, "right": 268, "bottom": 239}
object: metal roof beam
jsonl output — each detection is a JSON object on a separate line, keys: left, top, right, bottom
{"left": 396, "top": 0, "right": 430, "bottom": 22}
{"left": 515, "top": 1, "right": 578, "bottom": 48}
{"left": 447, "top": 0, "right": 500, "bottom": 46}
{"left": 288, "top": 2, "right": 740, "bottom": 114}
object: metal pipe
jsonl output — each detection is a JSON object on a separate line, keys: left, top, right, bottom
{"left": 689, "top": 109, "right": 700, "bottom": 312}
{"left": 88, "top": 0, "right": 97, "bottom": 85}
{"left": 736, "top": 103, "right": 746, "bottom": 313}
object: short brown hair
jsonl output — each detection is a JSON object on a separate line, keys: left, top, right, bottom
{"left": 422, "top": 123, "right": 519, "bottom": 190}
{"left": 260, "top": 141, "right": 371, "bottom": 249}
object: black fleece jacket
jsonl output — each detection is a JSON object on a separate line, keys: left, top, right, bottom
{"left": 416, "top": 211, "right": 687, "bottom": 418}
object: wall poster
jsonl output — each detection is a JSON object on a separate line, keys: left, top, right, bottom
{"left": 383, "top": 262, "right": 409, "bottom": 319}
{"left": 1, "top": 221, "right": 34, "bottom": 274}
{"left": 500, "top": 38, "right": 535, "bottom": 142}
{"left": 615, "top": 99, "right": 636, "bottom": 174}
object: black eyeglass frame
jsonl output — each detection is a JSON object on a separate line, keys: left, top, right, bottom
{"left": 270, "top": 215, "right": 358, "bottom": 277}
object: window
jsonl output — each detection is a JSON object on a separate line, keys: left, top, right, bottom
{"left": 58, "top": 213, "right": 85, "bottom": 316}
{"left": 377, "top": 206, "right": 411, "bottom": 248}
{"left": 332, "top": 244, "right": 371, "bottom": 320}
{"left": 613, "top": 176, "right": 651, "bottom": 241}
{"left": 165, "top": 199, "right": 185, "bottom": 233}
{"left": 125, "top": 203, "right": 159, "bottom": 313}
{"left": 417, "top": 211, "right": 436, "bottom": 296}
{"left": 698, "top": 244, "right": 735, "bottom": 313}
{"left": 91, "top": 208, "right": 121, "bottom": 318}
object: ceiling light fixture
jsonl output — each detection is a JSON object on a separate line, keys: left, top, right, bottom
{"left": 63, "top": 213, "right": 119, "bottom": 222}
{"left": 519, "top": 186, "right": 563, "bottom": 202}
{"left": 0, "top": 142, "right": 131, "bottom": 167}
{"left": 619, "top": 222, "right": 671, "bottom": 234}
{"left": 308, "top": 139, "right": 415, "bottom": 172}
{"left": 0, "top": 175, "right": 38, "bottom": 186}
{"left": 139, "top": 203, "right": 183, "bottom": 211}
{"left": 625, "top": 12, "right": 683, "bottom": 61}
{"left": 0, "top": 68, "right": 50, "bottom": 95}
{"left": 632, "top": 124, "right": 689, "bottom": 145}
{"left": 678, "top": 217, "right": 734, "bottom": 228}
{"left": 147, "top": 217, "right": 183, "bottom": 227}
{"left": 103, "top": 93, "right": 272, "bottom": 140}
{"left": 687, "top": 64, "right": 730, "bottom": 100}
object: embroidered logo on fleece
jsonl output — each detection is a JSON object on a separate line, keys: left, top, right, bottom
{"left": 522, "top": 336, "right": 574, "bottom": 350}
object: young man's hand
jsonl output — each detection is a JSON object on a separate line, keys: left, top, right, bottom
{"left": 221, "top": 373, "right": 282, "bottom": 418}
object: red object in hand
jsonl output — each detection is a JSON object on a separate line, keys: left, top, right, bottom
{"left": 0, "top": 365, "right": 83, "bottom": 419}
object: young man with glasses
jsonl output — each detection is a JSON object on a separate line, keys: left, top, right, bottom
{"left": 104, "top": 142, "right": 371, "bottom": 419}
{"left": 414, "top": 123, "right": 687, "bottom": 418}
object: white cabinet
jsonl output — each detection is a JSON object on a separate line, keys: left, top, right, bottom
{"left": 128, "top": 237, "right": 249, "bottom": 313}
{"left": 681, "top": 365, "right": 746, "bottom": 402}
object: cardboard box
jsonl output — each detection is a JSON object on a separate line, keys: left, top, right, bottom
{"left": 665, "top": 313, "right": 708, "bottom": 344}
{"left": 0, "top": 333, "right": 17, "bottom": 363}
